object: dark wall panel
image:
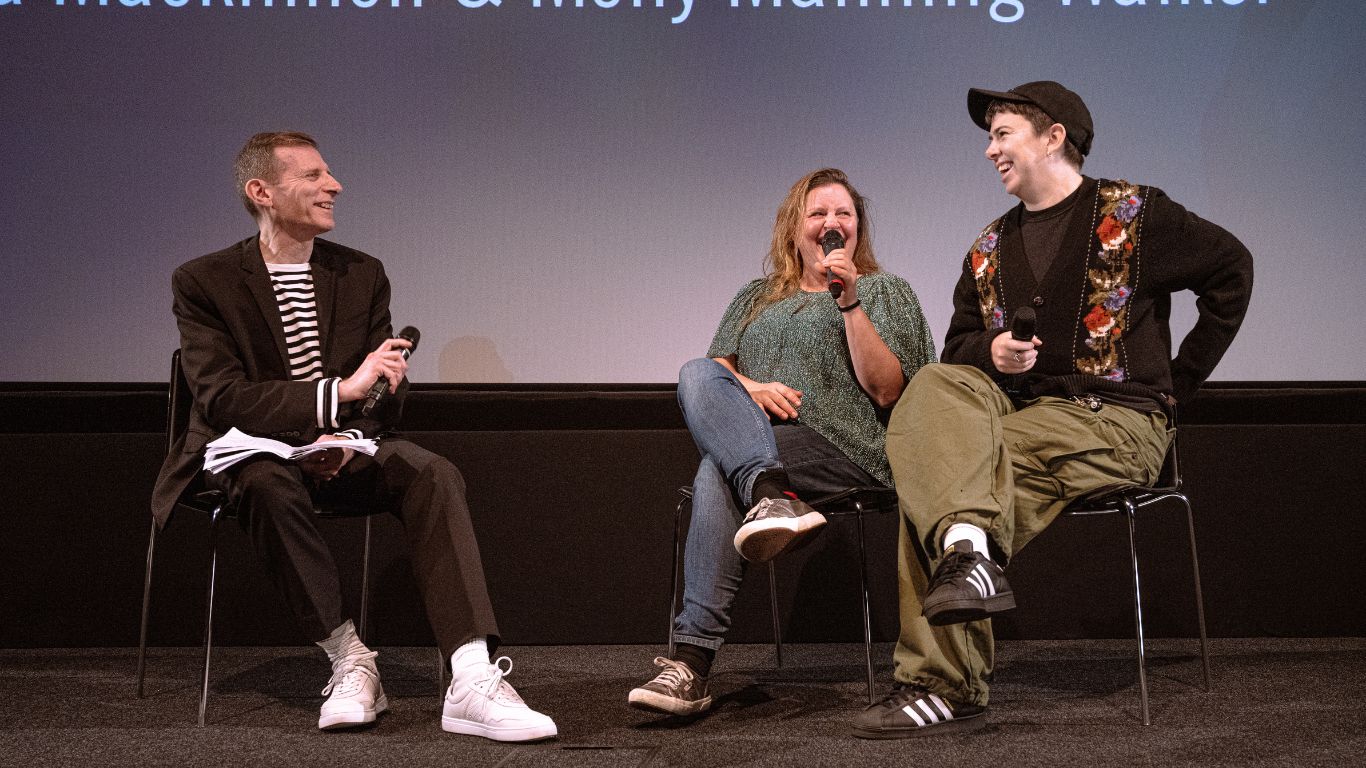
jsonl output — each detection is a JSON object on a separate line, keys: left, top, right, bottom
{"left": 1, "top": 387, "right": 1363, "bottom": 648}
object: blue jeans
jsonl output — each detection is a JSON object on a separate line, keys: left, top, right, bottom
{"left": 672, "top": 357, "right": 881, "bottom": 651}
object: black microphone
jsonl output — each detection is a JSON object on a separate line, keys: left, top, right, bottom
{"left": 1004, "top": 307, "right": 1037, "bottom": 399}
{"left": 360, "top": 326, "right": 420, "bottom": 417}
{"left": 1011, "top": 307, "right": 1036, "bottom": 342}
{"left": 820, "top": 229, "right": 845, "bottom": 299}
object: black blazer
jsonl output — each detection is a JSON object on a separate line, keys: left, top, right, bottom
{"left": 150, "top": 236, "right": 402, "bottom": 528}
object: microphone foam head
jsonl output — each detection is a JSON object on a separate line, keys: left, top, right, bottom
{"left": 820, "top": 229, "right": 845, "bottom": 254}
{"left": 397, "top": 326, "right": 421, "bottom": 353}
{"left": 1010, "top": 308, "right": 1036, "bottom": 341}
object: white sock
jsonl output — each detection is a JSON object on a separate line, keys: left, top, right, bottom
{"left": 944, "top": 523, "right": 991, "bottom": 560}
{"left": 317, "top": 619, "right": 372, "bottom": 669}
{"left": 450, "top": 637, "right": 490, "bottom": 678}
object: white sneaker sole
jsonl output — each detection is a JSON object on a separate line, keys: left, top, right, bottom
{"left": 441, "top": 714, "right": 557, "bottom": 742}
{"left": 318, "top": 694, "right": 389, "bottom": 730}
{"left": 733, "top": 511, "right": 827, "bottom": 563}
{"left": 628, "top": 687, "right": 713, "bottom": 716}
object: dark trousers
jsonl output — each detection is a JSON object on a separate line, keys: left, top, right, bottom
{"left": 205, "top": 438, "right": 499, "bottom": 658}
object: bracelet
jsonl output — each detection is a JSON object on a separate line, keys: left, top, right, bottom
{"left": 837, "top": 299, "right": 862, "bottom": 313}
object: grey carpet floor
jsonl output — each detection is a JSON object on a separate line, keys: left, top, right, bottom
{"left": 1, "top": 639, "right": 1362, "bottom": 767}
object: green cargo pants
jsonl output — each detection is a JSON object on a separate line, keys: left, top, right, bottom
{"left": 885, "top": 363, "right": 1170, "bottom": 706}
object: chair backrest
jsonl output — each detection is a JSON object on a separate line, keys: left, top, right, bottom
{"left": 168, "top": 349, "right": 194, "bottom": 457}
{"left": 167, "top": 348, "right": 219, "bottom": 507}
{"left": 676, "top": 484, "right": 897, "bottom": 516}
{"left": 1159, "top": 428, "right": 1181, "bottom": 491}
{"left": 807, "top": 486, "right": 899, "bottom": 516}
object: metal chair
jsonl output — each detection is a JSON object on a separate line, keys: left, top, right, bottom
{"left": 1063, "top": 428, "right": 1211, "bottom": 725}
{"left": 668, "top": 485, "right": 898, "bottom": 704}
{"left": 135, "top": 350, "right": 390, "bottom": 726}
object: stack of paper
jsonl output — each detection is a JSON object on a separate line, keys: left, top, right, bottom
{"left": 203, "top": 428, "right": 380, "bottom": 473}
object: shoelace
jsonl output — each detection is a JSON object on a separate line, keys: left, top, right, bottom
{"left": 322, "top": 650, "right": 379, "bottom": 696}
{"left": 649, "top": 657, "right": 694, "bottom": 688}
{"left": 747, "top": 497, "right": 787, "bottom": 522}
{"left": 454, "top": 656, "right": 525, "bottom": 706}
{"left": 936, "top": 549, "right": 982, "bottom": 579}
{"left": 878, "top": 683, "right": 933, "bottom": 709}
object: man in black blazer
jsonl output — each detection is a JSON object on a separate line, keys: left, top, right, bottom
{"left": 151, "top": 131, "right": 556, "bottom": 741}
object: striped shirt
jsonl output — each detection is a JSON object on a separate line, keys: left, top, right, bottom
{"left": 266, "top": 262, "right": 346, "bottom": 431}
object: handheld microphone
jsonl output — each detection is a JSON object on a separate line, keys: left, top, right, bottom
{"left": 820, "top": 229, "right": 845, "bottom": 299}
{"left": 1004, "top": 307, "right": 1037, "bottom": 399}
{"left": 360, "top": 326, "right": 420, "bottom": 417}
{"left": 1010, "top": 307, "right": 1036, "bottom": 342}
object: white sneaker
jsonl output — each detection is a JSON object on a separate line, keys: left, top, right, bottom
{"left": 442, "top": 656, "right": 557, "bottom": 742}
{"left": 318, "top": 650, "right": 388, "bottom": 730}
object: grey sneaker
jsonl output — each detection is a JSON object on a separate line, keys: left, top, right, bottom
{"left": 628, "top": 657, "right": 712, "bottom": 716}
{"left": 732, "top": 497, "right": 826, "bottom": 563}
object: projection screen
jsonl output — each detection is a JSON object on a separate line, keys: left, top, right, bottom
{"left": 2, "top": 0, "right": 1361, "bottom": 383}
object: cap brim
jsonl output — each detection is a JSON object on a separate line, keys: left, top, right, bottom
{"left": 967, "top": 87, "right": 1033, "bottom": 131}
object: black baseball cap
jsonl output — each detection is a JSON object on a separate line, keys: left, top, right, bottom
{"left": 967, "top": 81, "right": 1094, "bottom": 157}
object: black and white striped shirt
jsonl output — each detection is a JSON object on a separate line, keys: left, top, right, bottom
{"left": 266, "top": 263, "right": 346, "bottom": 431}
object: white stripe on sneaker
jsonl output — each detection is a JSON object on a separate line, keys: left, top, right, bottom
{"left": 967, "top": 568, "right": 988, "bottom": 598}
{"left": 968, "top": 564, "right": 996, "bottom": 598}
{"left": 967, "top": 571, "right": 987, "bottom": 599}
{"left": 900, "top": 692, "right": 955, "bottom": 729}
{"left": 901, "top": 704, "right": 928, "bottom": 726}
{"left": 926, "top": 693, "right": 953, "bottom": 720}
{"left": 914, "top": 699, "right": 944, "bottom": 723}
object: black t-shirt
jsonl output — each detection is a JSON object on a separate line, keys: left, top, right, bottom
{"left": 1020, "top": 182, "right": 1086, "bottom": 283}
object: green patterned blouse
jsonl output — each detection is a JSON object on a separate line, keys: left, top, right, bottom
{"left": 706, "top": 271, "right": 937, "bottom": 485}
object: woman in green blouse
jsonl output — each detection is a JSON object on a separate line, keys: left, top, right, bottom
{"left": 628, "top": 168, "right": 937, "bottom": 717}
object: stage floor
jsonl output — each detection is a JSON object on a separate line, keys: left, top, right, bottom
{"left": 2, "top": 639, "right": 1361, "bottom": 767}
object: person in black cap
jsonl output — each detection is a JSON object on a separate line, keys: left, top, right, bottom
{"left": 851, "top": 81, "right": 1253, "bottom": 737}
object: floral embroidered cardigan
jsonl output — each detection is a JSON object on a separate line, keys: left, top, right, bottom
{"left": 942, "top": 177, "right": 1253, "bottom": 408}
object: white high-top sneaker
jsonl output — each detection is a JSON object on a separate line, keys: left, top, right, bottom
{"left": 318, "top": 650, "right": 388, "bottom": 730}
{"left": 441, "top": 656, "right": 557, "bottom": 742}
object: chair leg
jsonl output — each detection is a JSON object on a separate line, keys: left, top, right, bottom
{"left": 136, "top": 520, "right": 157, "bottom": 698}
{"left": 854, "top": 502, "right": 875, "bottom": 704}
{"left": 1181, "top": 496, "right": 1212, "bottom": 691}
{"left": 1123, "top": 498, "right": 1151, "bottom": 726}
{"left": 668, "top": 495, "right": 687, "bottom": 659}
{"left": 199, "top": 502, "right": 226, "bottom": 728}
{"left": 438, "top": 648, "right": 448, "bottom": 697}
{"left": 768, "top": 561, "right": 783, "bottom": 668}
{"left": 359, "top": 516, "right": 373, "bottom": 643}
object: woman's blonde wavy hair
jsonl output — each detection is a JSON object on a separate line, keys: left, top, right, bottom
{"left": 746, "top": 168, "right": 881, "bottom": 325}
